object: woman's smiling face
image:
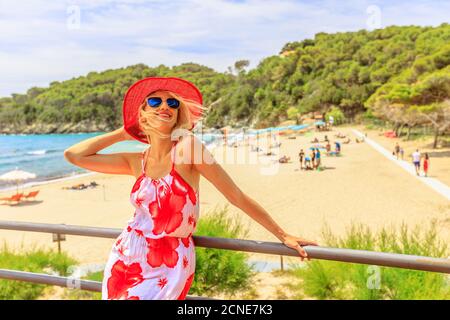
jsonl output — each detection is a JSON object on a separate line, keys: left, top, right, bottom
{"left": 143, "top": 90, "right": 179, "bottom": 129}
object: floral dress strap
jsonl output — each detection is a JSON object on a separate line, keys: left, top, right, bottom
{"left": 142, "top": 146, "right": 150, "bottom": 175}
{"left": 170, "top": 140, "right": 178, "bottom": 171}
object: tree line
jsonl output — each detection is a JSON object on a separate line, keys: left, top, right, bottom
{"left": 0, "top": 24, "right": 448, "bottom": 146}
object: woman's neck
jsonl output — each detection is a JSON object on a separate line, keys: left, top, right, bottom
{"left": 147, "top": 133, "right": 174, "bottom": 161}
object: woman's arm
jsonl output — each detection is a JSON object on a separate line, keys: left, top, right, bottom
{"left": 64, "top": 126, "right": 137, "bottom": 176}
{"left": 183, "top": 135, "right": 318, "bottom": 260}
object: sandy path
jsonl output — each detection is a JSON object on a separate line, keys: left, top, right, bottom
{"left": 353, "top": 125, "right": 450, "bottom": 186}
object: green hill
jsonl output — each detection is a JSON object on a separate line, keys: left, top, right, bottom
{"left": 0, "top": 23, "right": 448, "bottom": 134}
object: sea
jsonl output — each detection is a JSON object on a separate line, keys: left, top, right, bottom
{"left": 0, "top": 132, "right": 222, "bottom": 192}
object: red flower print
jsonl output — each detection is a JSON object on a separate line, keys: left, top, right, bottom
{"left": 115, "top": 237, "right": 126, "bottom": 255}
{"left": 134, "top": 229, "right": 144, "bottom": 237}
{"left": 127, "top": 296, "right": 140, "bottom": 300}
{"left": 146, "top": 237, "right": 180, "bottom": 268}
{"left": 180, "top": 234, "right": 192, "bottom": 248}
{"left": 135, "top": 195, "right": 145, "bottom": 207}
{"left": 148, "top": 180, "right": 185, "bottom": 235}
{"left": 107, "top": 260, "right": 144, "bottom": 300}
{"left": 188, "top": 214, "right": 196, "bottom": 227}
{"left": 127, "top": 226, "right": 132, "bottom": 232}
{"left": 157, "top": 277, "right": 168, "bottom": 289}
{"left": 172, "top": 171, "right": 197, "bottom": 205}
{"left": 177, "top": 273, "right": 194, "bottom": 300}
{"left": 117, "top": 243, "right": 127, "bottom": 256}
{"left": 131, "top": 175, "right": 145, "bottom": 194}
{"left": 182, "top": 256, "right": 188, "bottom": 269}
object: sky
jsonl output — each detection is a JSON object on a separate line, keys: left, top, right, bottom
{"left": 0, "top": 0, "right": 449, "bottom": 97}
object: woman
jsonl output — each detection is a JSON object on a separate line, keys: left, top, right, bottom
{"left": 64, "top": 77, "right": 318, "bottom": 300}
{"left": 310, "top": 149, "right": 316, "bottom": 169}
{"left": 423, "top": 153, "right": 430, "bottom": 177}
{"left": 298, "top": 149, "right": 305, "bottom": 170}
{"left": 315, "top": 148, "right": 321, "bottom": 170}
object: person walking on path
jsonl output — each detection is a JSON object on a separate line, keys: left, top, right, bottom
{"left": 423, "top": 153, "right": 430, "bottom": 177}
{"left": 412, "top": 149, "right": 421, "bottom": 176}
{"left": 394, "top": 143, "right": 400, "bottom": 160}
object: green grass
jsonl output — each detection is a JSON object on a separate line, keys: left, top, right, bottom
{"left": 287, "top": 221, "right": 450, "bottom": 300}
{"left": 0, "top": 242, "right": 77, "bottom": 299}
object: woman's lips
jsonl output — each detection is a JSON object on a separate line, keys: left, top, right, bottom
{"left": 157, "top": 112, "right": 172, "bottom": 119}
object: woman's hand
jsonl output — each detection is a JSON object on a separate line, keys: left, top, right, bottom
{"left": 281, "top": 234, "right": 319, "bottom": 261}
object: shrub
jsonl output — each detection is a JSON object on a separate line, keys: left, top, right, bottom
{"left": 0, "top": 242, "right": 77, "bottom": 299}
{"left": 190, "top": 204, "right": 257, "bottom": 297}
{"left": 325, "top": 106, "right": 346, "bottom": 125}
{"left": 288, "top": 221, "right": 450, "bottom": 300}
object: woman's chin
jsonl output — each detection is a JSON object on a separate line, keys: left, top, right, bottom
{"left": 155, "top": 121, "right": 175, "bottom": 132}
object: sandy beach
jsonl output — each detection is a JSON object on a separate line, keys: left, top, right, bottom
{"left": 354, "top": 125, "right": 450, "bottom": 187}
{"left": 1, "top": 127, "right": 449, "bottom": 271}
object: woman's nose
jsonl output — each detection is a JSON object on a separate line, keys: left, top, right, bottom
{"left": 157, "top": 101, "right": 168, "bottom": 110}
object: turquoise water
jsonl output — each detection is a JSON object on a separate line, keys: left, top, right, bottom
{"left": 0, "top": 132, "right": 219, "bottom": 191}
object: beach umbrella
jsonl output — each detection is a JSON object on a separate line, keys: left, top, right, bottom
{"left": 0, "top": 167, "right": 37, "bottom": 194}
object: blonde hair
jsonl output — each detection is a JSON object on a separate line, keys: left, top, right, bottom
{"left": 138, "top": 91, "right": 208, "bottom": 144}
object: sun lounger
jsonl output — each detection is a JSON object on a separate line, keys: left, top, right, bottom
{"left": 23, "top": 190, "right": 40, "bottom": 201}
{"left": 0, "top": 193, "right": 24, "bottom": 204}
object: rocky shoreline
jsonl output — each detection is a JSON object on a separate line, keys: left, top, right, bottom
{"left": 0, "top": 120, "right": 236, "bottom": 135}
{"left": 0, "top": 120, "right": 116, "bottom": 134}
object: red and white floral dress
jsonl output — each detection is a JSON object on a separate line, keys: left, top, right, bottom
{"left": 101, "top": 140, "right": 199, "bottom": 300}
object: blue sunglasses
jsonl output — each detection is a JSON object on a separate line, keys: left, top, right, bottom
{"left": 146, "top": 97, "right": 180, "bottom": 109}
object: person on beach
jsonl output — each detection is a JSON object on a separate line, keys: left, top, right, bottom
{"left": 278, "top": 155, "right": 290, "bottom": 163}
{"left": 298, "top": 149, "right": 305, "bottom": 170}
{"left": 335, "top": 141, "right": 341, "bottom": 154}
{"left": 64, "top": 77, "right": 318, "bottom": 300}
{"left": 412, "top": 149, "right": 421, "bottom": 176}
{"left": 423, "top": 153, "right": 430, "bottom": 177}
{"left": 400, "top": 147, "right": 404, "bottom": 160}
{"left": 304, "top": 155, "right": 312, "bottom": 170}
{"left": 310, "top": 148, "right": 316, "bottom": 167}
{"left": 394, "top": 143, "right": 400, "bottom": 159}
{"left": 315, "top": 148, "right": 321, "bottom": 170}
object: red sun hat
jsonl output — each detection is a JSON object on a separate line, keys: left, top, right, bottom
{"left": 122, "top": 77, "right": 203, "bottom": 144}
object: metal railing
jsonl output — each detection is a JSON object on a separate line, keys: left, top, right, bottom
{"left": 0, "top": 220, "right": 449, "bottom": 299}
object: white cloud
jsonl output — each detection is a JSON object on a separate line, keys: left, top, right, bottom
{"left": 0, "top": 0, "right": 448, "bottom": 97}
